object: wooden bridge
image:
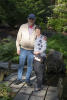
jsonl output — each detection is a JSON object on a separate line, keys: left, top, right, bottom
{"left": 0, "top": 62, "right": 63, "bottom": 100}
{"left": 4, "top": 71, "right": 61, "bottom": 100}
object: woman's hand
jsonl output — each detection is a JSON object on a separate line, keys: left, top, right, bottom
{"left": 34, "top": 52, "right": 40, "bottom": 55}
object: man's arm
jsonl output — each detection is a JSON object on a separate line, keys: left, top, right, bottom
{"left": 16, "top": 26, "right": 22, "bottom": 55}
{"left": 43, "top": 36, "right": 47, "bottom": 41}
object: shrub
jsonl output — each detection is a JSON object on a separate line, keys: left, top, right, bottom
{"left": 47, "top": 17, "right": 67, "bottom": 32}
{"left": 0, "top": 38, "right": 18, "bottom": 63}
{"left": 0, "top": 83, "right": 12, "bottom": 100}
{"left": 47, "top": 33, "right": 67, "bottom": 68}
{"left": 47, "top": 0, "right": 67, "bottom": 32}
{"left": 63, "top": 26, "right": 67, "bottom": 32}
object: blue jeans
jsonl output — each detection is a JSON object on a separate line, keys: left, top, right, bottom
{"left": 18, "top": 48, "right": 34, "bottom": 81}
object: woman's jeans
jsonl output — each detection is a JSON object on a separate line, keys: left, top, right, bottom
{"left": 18, "top": 48, "right": 34, "bottom": 81}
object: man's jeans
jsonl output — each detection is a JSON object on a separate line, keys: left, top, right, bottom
{"left": 18, "top": 48, "right": 34, "bottom": 81}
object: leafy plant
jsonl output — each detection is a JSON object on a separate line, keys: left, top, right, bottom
{"left": 0, "top": 83, "right": 12, "bottom": 100}
{"left": 47, "top": 0, "right": 67, "bottom": 32}
{"left": 47, "top": 33, "right": 67, "bottom": 68}
{"left": 0, "top": 0, "right": 52, "bottom": 26}
{"left": 47, "top": 17, "right": 67, "bottom": 32}
{"left": 0, "top": 38, "right": 18, "bottom": 63}
{"left": 63, "top": 26, "right": 67, "bottom": 32}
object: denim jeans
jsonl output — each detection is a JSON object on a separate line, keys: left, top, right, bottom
{"left": 18, "top": 48, "right": 34, "bottom": 81}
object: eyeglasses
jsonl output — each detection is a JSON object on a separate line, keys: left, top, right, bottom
{"left": 29, "top": 18, "right": 34, "bottom": 20}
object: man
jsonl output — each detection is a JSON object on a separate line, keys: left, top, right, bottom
{"left": 16, "top": 14, "right": 36, "bottom": 85}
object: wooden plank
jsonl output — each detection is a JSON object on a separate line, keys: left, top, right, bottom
{"left": 0, "top": 61, "right": 27, "bottom": 70}
{"left": 14, "top": 73, "right": 48, "bottom": 100}
{"left": 4, "top": 71, "right": 26, "bottom": 85}
{"left": 4, "top": 72, "right": 17, "bottom": 81}
{"left": 10, "top": 78, "right": 26, "bottom": 93}
{"left": 0, "top": 61, "right": 19, "bottom": 70}
{"left": 29, "top": 86, "right": 48, "bottom": 100}
{"left": 30, "top": 95, "right": 45, "bottom": 100}
{"left": 13, "top": 84, "right": 33, "bottom": 100}
{"left": 0, "top": 61, "right": 8, "bottom": 68}
{"left": 11, "top": 72, "right": 36, "bottom": 87}
{"left": 4, "top": 72, "right": 17, "bottom": 86}
{"left": 30, "top": 96, "right": 44, "bottom": 100}
{"left": 45, "top": 86, "right": 59, "bottom": 100}
{"left": 32, "top": 86, "right": 48, "bottom": 96}
{"left": 14, "top": 74, "right": 36, "bottom": 100}
{"left": 19, "top": 85, "right": 34, "bottom": 94}
{"left": 10, "top": 82, "right": 26, "bottom": 93}
{"left": 14, "top": 93, "right": 29, "bottom": 100}
{"left": 14, "top": 74, "right": 36, "bottom": 94}
{"left": 10, "top": 72, "right": 27, "bottom": 93}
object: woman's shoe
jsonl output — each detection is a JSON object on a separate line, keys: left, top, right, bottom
{"left": 34, "top": 87, "right": 42, "bottom": 92}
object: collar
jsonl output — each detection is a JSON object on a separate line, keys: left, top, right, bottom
{"left": 29, "top": 25, "right": 33, "bottom": 28}
{"left": 37, "top": 34, "right": 42, "bottom": 38}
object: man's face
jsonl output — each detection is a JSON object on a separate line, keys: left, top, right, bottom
{"left": 28, "top": 18, "right": 35, "bottom": 26}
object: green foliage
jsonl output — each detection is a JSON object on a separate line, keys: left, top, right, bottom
{"left": 47, "top": 17, "right": 67, "bottom": 32}
{"left": 40, "top": 21, "right": 46, "bottom": 31}
{"left": 0, "top": 0, "right": 52, "bottom": 26}
{"left": 47, "top": 0, "right": 67, "bottom": 32}
{"left": 63, "top": 26, "right": 67, "bottom": 32}
{"left": 0, "top": 83, "right": 12, "bottom": 100}
{"left": 0, "top": 38, "right": 18, "bottom": 63}
{"left": 47, "top": 33, "right": 67, "bottom": 68}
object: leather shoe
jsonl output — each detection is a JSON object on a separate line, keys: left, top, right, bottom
{"left": 34, "top": 87, "right": 41, "bottom": 91}
{"left": 25, "top": 80, "right": 32, "bottom": 86}
{"left": 15, "top": 80, "right": 22, "bottom": 85}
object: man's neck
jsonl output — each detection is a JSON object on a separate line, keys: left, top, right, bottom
{"left": 28, "top": 23, "right": 34, "bottom": 27}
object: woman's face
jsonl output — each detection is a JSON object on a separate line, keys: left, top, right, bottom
{"left": 35, "top": 29, "right": 41, "bottom": 36}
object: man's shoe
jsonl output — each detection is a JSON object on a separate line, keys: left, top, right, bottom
{"left": 25, "top": 80, "right": 32, "bottom": 86}
{"left": 15, "top": 80, "right": 22, "bottom": 85}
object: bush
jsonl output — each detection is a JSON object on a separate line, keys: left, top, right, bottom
{"left": 63, "top": 26, "right": 67, "bottom": 32}
{"left": 0, "top": 38, "right": 18, "bottom": 63}
{"left": 47, "top": 0, "right": 67, "bottom": 32}
{"left": 0, "top": 83, "right": 12, "bottom": 100}
{"left": 47, "top": 17, "right": 67, "bottom": 32}
{"left": 47, "top": 33, "right": 67, "bottom": 68}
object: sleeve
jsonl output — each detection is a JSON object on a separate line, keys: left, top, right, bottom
{"left": 40, "top": 38, "right": 47, "bottom": 53}
{"left": 16, "top": 25, "right": 22, "bottom": 51}
{"left": 34, "top": 40, "right": 38, "bottom": 52}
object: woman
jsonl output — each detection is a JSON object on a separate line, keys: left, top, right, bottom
{"left": 34, "top": 25, "right": 47, "bottom": 91}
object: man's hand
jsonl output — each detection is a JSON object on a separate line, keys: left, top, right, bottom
{"left": 34, "top": 52, "right": 40, "bottom": 55}
{"left": 17, "top": 50, "right": 20, "bottom": 55}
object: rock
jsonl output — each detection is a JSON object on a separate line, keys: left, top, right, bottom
{"left": 45, "top": 49, "right": 66, "bottom": 73}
